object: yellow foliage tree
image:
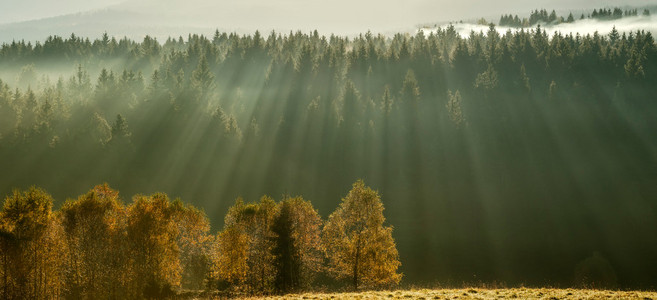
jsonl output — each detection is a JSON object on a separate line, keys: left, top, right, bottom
{"left": 60, "top": 183, "right": 127, "bottom": 299}
{"left": 211, "top": 196, "right": 277, "bottom": 294}
{"left": 126, "top": 193, "right": 180, "bottom": 298}
{"left": 212, "top": 225, "right": 249, "bottom": 288}
{"left": 170, "top": 199, "right": 212, "bottom": 290}
{"left": 248, "top": 196, "right": 277, "bottom": 293}
{"left": 322, "top": 180, "right": 402, "bottom": 290}
{"left": 0, "top": 187, "right": 65, "bottom": 299}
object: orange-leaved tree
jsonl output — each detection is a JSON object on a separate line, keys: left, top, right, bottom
{"left": 126, "top": 193, "right": 180, "bottom": 298}
{"left": 211, "top": 196, "right": 278, "bottom": 293}
{"left": 0, "top": 187, "right": 65, "bottom": 300}
{"left": 60, "top": 183, "right": 128, "bottom": 299}
{"left": 322, "top": 180, "right": 402, "bottom": 290}
{"left": 170, "top": 199, "right": 212, "bottom": 290}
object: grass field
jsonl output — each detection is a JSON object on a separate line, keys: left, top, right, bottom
{"left": 250, "top": 288, "right": 657, "bottom": 299}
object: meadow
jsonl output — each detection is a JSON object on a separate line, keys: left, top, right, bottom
{"left": 251, "top": 288, "right": 657, "bottom": 300}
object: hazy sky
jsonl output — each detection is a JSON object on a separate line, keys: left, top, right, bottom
{"left": 0, "top": 0, "right": 123, "bottom": 24}
{"left": 2, "top": 0, "right": 655, "bottom": 24}
{"left": 1, "top": 0, "right": 656, "bottom": 41}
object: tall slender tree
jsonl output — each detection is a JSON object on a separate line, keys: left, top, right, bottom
{"left": 60, "top": 184, "right": 127, "bottom": 299}
{"left": 271, "top": 196, "right": 323, "bottom": 293}
{"left": 322, "top": 180, "right": 402, "bottom": 290}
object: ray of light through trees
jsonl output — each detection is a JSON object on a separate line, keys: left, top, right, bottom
{"left": 0, "top": 25, "right": 656, "bottom": 290}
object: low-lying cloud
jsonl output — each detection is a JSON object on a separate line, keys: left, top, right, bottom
{"left": 423, "top": 15, "right": 657, "bottom": 38}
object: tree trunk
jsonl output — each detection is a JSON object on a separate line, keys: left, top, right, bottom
{"left": 4, "top": 249, "right": 8, "bottom": 299}
{"left": 33, "top": 244, "right": 38, "bottom": 299}
{"left": 353, "top": 237, "right": 360, "bottom": 291}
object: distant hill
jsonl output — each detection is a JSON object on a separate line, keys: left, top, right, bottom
{"left": 0, "top": 0, "right": 418, "bottom": 43}
{"left": 0, "top": 9, "right": 220, "bottom": 44}
{"left": 0, "top": 0, "right": 123, "bottom": 24}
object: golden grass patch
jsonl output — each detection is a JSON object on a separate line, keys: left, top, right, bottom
{"left": 250, "top": 288, "right": 657, "bottom": 300}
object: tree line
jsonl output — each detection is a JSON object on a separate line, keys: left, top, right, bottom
{"left": 499, "top": 7, "right": 651, "bottom": 27}
{"left": 0, "top": 180, "right": 401, "bottom": 299}
{"left": 1, "top": 26, "right": 657, "bottom": 287}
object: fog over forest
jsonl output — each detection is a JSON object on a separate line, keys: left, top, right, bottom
{"left": 436, "top": 15, "right": 657, "bottom": 37}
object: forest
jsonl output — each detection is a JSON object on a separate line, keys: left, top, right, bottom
{"left": 1, "top": 24, "right": 657, "bottom": 291}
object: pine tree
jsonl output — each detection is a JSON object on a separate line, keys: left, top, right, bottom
{"left": 549, "top": 10, "right": 558, "bottom": 23}
{"left": 271, "top": 196, "right": 323, "bottom": 293}
{"left": 191, "top": 54, "right": 215, "bottom": 101}
{"left": 341, "top": 80, "right": 362, "bottom": 128}
{"left": 16, "top": 64, "right": 37, "bottom": 89}
{"left": 567, "top": 13, "right": 575, "bottom": 23}
{"left": 271, "top": 200, "right": 300, "bottom": 293}
{"left": 447, "top": 90, "right": 464, "bottom": 127}
{"left": 380, "top": 85, "right": 394, "bottom": 116}
{"left": 399, "top": 69, "right": 420, "bottom": 105}
{"left": 110, "top": 114, "right": 131, "bottom": 145}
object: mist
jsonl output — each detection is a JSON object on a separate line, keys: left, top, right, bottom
{"left": 0, "top": 0, "right": 123, "bottom": 24}
{"left": 424, "top": 14, "right": 657, "bottom": 38}
{"left": 2, "top": 0, "right": 657, "bottom": 43}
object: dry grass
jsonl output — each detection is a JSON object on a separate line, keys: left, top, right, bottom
{"left": 246, "top": 288, "right": 657, "bottom": 299}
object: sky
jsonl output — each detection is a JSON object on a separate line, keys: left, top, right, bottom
{"left": 0, "top": 0, "right": 656, "bottom": 41}
{"left": 0, "top": 0, "right": 123, "bottom": 24}
{"left": 2, "top": 0, "right": 655, "bottom": 24}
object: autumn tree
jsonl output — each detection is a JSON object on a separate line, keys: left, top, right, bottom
{"left": 0, "top": 187, "right": 65, "bottom": 299}
{"left": 248, "top": 196, "right": 278, "bottom": 293}
{"left": 322, "top": 180, "right": 402, "bottom": 290}
{"left": 170, "top": 199, "right": 212, "bottom": 290}
{"left": 125, "top": 193, "right": 180, "bottom": 298}
{"left": 60, "top": 184, "right": 127, "bottom": 299}
{"left": 211, "top": 225, "right": 249, "bottom": 290}
{"left": 211, "top": 196, "right": 277, "bottom": 294}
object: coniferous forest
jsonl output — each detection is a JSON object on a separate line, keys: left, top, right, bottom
{"left": 1, "top": 24, "right": 657, "bottom": 295}
{"left": 498, "top": 7, "right": 650, "bottom": 28}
